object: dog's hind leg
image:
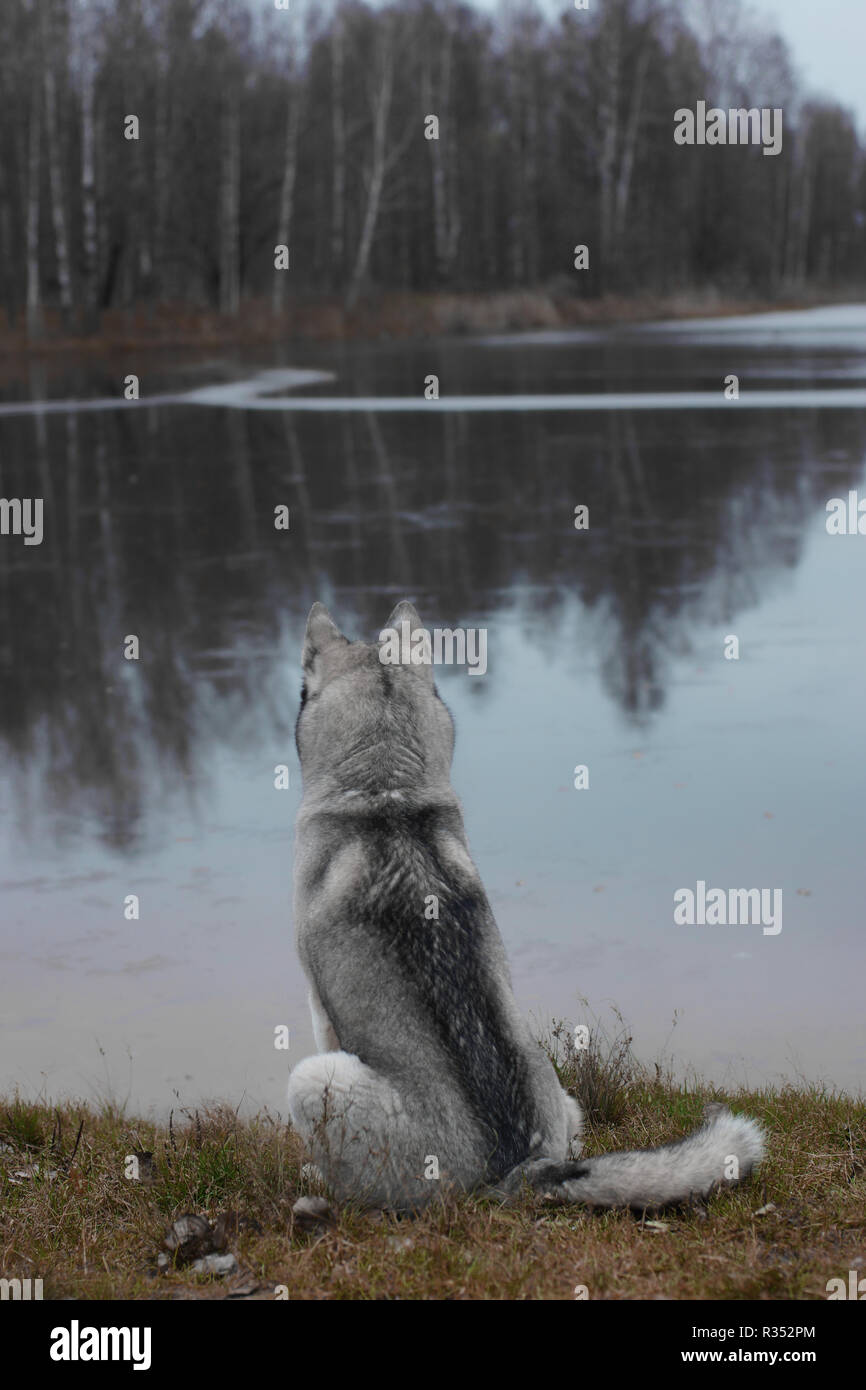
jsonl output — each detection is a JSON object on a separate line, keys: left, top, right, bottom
{"left": 288, "top": 1051, "right": 431, "bottom": 1210}
{"left": 562, "top": 1091, "right": 584, "bottom": 1158}
{"left": 307, "top": 984, "right": 340, "bottom": 1052}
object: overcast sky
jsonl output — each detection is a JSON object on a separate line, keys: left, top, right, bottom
{"left": 426, "top": 0, "right": 866, "bottom": 132}
{"left": 748, "top": 0, "right": 866, "bottom": 130}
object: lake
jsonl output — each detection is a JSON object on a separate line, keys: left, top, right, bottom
{"left": 1, "top": 304, "right": 864, "bottom": 1114}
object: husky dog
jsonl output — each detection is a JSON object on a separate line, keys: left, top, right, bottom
{"left": 288, "top": 601, "right": 765, "bottom": 1211}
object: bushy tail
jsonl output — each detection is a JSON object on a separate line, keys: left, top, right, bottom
{"left": 497, "top": 1105, "right": 765, "bottom": 1211}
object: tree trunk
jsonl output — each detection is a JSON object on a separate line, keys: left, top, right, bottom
{"left": 0, "top": 118, "right": 15, "bottom": 327}
{"left": 506, "top": 50, "right": 524, "bottom": 285}
{"left": 787, "top": 128, "right": 813, "bottom": 286}
{"left": 219, "top": 88, "right": 241, "bottom": 315}
{"left": 331, "top": 8, "right": 346, "bottom": 282}
{"left": 796, "top": 149, "right": 813, "bottom": 284}
{"left": 597, "top": 13, "right": 621, "bottom": 290}
{"left": 613, "top": 42, "right": 650, "bottom": 258}
{"left": 273, "top": 73, "right": 302, "bottom": 315}
{"left": 80, "top": 43, "right": 99, "bottom": 329}
{"left": 430, "top": 26, "right": 453, "bottom": 280}
{"left": 346, "top": 29, "right": 395, "bottom": 310}
{"left": 26, "top": 70, "right": 42, "bottom": 338}
{"left": 43, "top": 13, "right": 73, "bottom": 323}
{"left": 153, "top": 49, "right": 170, "bottom": 301}
{"left": 523, "top": 67, "right": 539, "bottom": 283}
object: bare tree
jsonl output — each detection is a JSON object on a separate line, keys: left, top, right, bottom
{"left": 75, "top": 0, "right": 99, "bottom": 328}
{"left": 1, "top": 0, "right": 862, "bottom": 327}
{"left": 597, "top": 7, "right": 621, "bottom": 276}
{"left": 42, "top": 0, "right": 74, "bottom": 323}
{"left": 785, "top": 122, "right": 813, "bottom": 288}
{"left": 26, "top": 63, "right": 42, "bottom": 338}
{"left": 0, "top": 25, "right": 19, "bottom": 327}
{"left": 331, "top": 2, "right": 346, "bottom": 279}
{"left": 152, "top": 33, "right": 170, "bottom": 303}
{"left": 613, "top": 41, "right": 650, "bottom": 247}
{"left": 273, "top": 31, "right": 305, "bottom": 315}
{"left": 428, "top": 3, "right": 458, "bottom": 280}
{"left": 346, "top": 17, "right": 416, "bottom": 310}
{"left": 219, "top": 85, "right": 241, "bottom": 315}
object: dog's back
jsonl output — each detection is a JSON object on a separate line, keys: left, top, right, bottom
{"left": 291, "top": 603, "right": 566, "bottom": 1204}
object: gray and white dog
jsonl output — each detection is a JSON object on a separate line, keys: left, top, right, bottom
{"left": 288, "top": 601, "right": 765, "bottom": 1212}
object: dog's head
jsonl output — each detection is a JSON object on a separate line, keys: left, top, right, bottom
{"left": 295, "top": 601, "right": 455, "bottom": 794}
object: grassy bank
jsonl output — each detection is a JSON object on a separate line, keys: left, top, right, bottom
{"left": 1, "top": 1031, "right": 863, "bottom": 1300}
{"left": 3, "top": 286, "right": 862, "bottom": 361}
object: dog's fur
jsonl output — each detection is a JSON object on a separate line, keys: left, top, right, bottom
{"left": 288, "top": 601, "right": 765, "bottom": 1211}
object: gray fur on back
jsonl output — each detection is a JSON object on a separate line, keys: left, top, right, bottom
{"left": 287, "top": 602, "right": 765, "bottom": 1212}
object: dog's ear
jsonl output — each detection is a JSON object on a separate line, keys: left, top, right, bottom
{"left": 381, "top": 599, "right": 434, "bottom": 686}
{"left": 302, "top": 603, "right": 347, "bottom": 671}
{"left": 384, "top": 599, "right": 423, "bottom": 630}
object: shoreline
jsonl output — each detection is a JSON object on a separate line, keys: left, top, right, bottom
{"left": 3, "top": 287, "right": 863, "bottom": 363}
{"left": 2, "top": 1076, "right": 862, "bottom": 1300}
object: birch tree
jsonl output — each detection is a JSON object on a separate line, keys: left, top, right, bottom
{"left": 75, "top": 0, "right": 99, "bottom": 328}
{"left": 26, "top": 64, "right": 42, "bottom": 338}
{"left": 42, "top": 0, "right": 74, "bottom": 323}
{"left": 331, "top": 2, "right": 346, "bottom": 278}
{"left": 427, "top": 2, "right": 458, "bottom": 281}
{"left": 0, "top": 0, "right": 862, "bottom": 325}
{"left": 345, "top": 15, "right": 414, "bottom": 310}
{"left": 219, "top": 84, "right": 241, "bottom": 315}
{"left": 272, "top": 23, "right": 305, "bottom": 315}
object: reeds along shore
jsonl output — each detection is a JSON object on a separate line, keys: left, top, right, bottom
{"left": 2, "top": 287, "right": 862, "bottom": 361}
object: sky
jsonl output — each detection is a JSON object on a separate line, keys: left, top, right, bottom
{"left": 716, "top": 0, "right": 866, "bottom": 131}
{"left": 425, "top": 0, "right": 866, "bottom": 133}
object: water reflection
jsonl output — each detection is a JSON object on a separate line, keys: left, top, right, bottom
{"left": 1, "top": 382, "right": 864, "bottom": 847}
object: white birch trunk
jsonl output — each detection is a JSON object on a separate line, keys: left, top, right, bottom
{"left": 273, "top": 70, "right": 302, "bottom": 315}
{"left": 26, "top": 71, "right": 42, "bottom": 337}
{"left": 80, "top": 44, "right": 98, "bottom": 324}
{"left": 346, "top": 28, "right": 395, "bottom": 310}
{"left": 331, "top": 9, "right": 346, "bottom": 277}
{"left": 43, "top": 16, "right": 73, "bottom": 319}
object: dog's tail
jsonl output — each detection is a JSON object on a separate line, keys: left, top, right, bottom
{"left": 496, "top": 1105, "right": 765, "bottom": 1210}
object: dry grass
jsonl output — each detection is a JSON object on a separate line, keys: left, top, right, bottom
{"left": 1, "top": 1034, "right": 863, "bottom": 1301}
